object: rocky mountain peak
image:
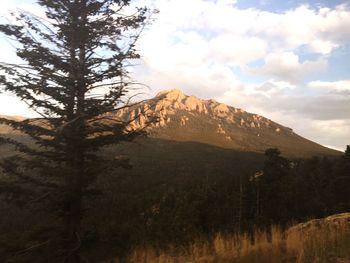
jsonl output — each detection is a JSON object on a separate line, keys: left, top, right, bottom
{"left": 117, "top": 89, "right": 294, "bottom": 139}
{"left": 156, "top": 89, "right": 185, "bottom": 101}
{"left": 154, "top": 89, "right": 230, "bottom": 115}
{"left": 152, "top": 89, "right": 207, "bottom": 114}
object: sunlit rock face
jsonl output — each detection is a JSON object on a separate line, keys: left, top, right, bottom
{"left": 112, "top": 89, "right": 343, "bottom": 157}
{"left": 117, "top": 89, "right": 292, "bottom": 135}
{"left": 0, "top": 89, "right": 291, "bottom": 135}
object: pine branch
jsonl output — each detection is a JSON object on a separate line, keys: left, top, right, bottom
{"left": 0, "top": 158, "right": 59, "bottom": 189}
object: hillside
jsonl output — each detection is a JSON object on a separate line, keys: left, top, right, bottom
{"left": 0, "top": 90, "right": 340, "bottom": 158}
{"left": 0, "top": 89, "right": 340, "bottom": 185}
{"left": 0, "top": 115, "right": 25, "bottom": 135}
{"left": 115, "top": 89, "right": 339, "bottom": 157}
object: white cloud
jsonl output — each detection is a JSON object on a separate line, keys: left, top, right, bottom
{"left": 0, "top": 0, "right": 45, "bottom": 23}
{"left": 308, "top": 119, "right": 350, "bottom": 150}
{"left": 251, "top": 4, "right": 348, "bottom": 54}
{"left": 0, "top": 94, "right": 37, "bottom": 117}
{"left": 136, "top": 60, "right": 241, "bottom": 99}
{"left": 209, "top": 78, "right": 296, "bottom": 115}
{"left": 308, "top": 80, "right": 350, "bottom": 91}
{"left": 246, "top": 52, "right": 327, "bottom": 83}
{"left": 0, "top": 1, "right": 49, "bottom": 64}
{"left": 245, "top": 92, "right": 350, "bottom": 121}
{"left": 209, "top": 36, "right": 267, "bottom": 66}
{"left": 137, "top": 1, "right": 350, "bottom": 91}
{"left": 254, "top": 79, "right": 296, "bottom": 97}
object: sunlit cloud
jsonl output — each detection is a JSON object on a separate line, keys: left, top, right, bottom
{"left": 246, "top": 52, "right": 327, "bottom": 83}
{"left": 308, "top": 80, "right": 350, "bottom": 91}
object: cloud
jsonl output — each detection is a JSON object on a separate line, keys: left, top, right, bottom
{"left": 215, "top": 87, "right": 350, "bottom": 151}
{"left": 251, "top": 4, "right": 349, "bottom": 54}
{"left": 137, "top": 1, "right": 350, "bottom": 89}
{"left": 209, "top": 36, "right": 267, "bottom": 66}
{"left": 255, "top": 80, "right": 296, "bottom": 96}
{"left": 308, "top": 80, "right": 350, "bottom": 91}
{"left": 0, "top": 93, "right": 37, "bottom": 117}
{"left": 307, "top": 119, "right": 350, "bottom": 150}
{"left": 245, "top": 91, "right": 350, "bottom": 121}
{"left": 281, "top": 95, "right": 350, "bottom": 120}
{"left": 316, "top": 5, "right": 350, "bottom": 45}
{"left": 0, "top": 1, "right": 49, "bottom": 63}
{"left": 218, "top": 88, "right": 350, "bottom": 150}
{"left": 246, "top": 52, "right": 327, "bottom": 83}
{"left": 135, "top": 60, "right": 241, "bottom": 99}
{"left": 1, "top": 0, "right": 46, "bottom": 23}
{"left": 217, "top": 79, "right": 349, "bottom": 120}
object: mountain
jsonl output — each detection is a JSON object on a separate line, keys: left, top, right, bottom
{"left": 0, "top": 91, "right": 346, "bottom": 263}
{"left": 116, "top": 89, "right": 339, "bottom": 157}
{"left": 0, "top": 89, "right": 340, "bottom": 160}
{"left": 0, "top": 115, "right": 25, "bottom": 134}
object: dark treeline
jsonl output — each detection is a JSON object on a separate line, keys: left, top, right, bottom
{"left": 82, "top": 145, "right": 350, "bottom": 260}
{"left": 129, "top": 146, "right": 350, "bottom": 244}
{"left": 1, "top": 145, "right": 349, "bottom": 261}
{"left": 249, "top": 146, "right": 350, "bottom": 227}
{"left": 134, "top": 146, "right": 350, "bottom": 240}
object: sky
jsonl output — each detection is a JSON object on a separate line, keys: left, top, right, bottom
{"left": 0, "top": 0, "right": 349, "bottom": 151}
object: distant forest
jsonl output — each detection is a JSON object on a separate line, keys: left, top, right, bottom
{"left": 1, "top": 145, "right": 349, "bottom": 261}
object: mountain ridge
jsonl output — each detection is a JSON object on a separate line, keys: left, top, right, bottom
{"left": 0, "top": 89, "right": 341, "bottom": 157}
{"left": 121, "top": 89, "right": 290, "bottom": 132}
{"left": 116, "top": 89, "right": 339, "bottom": 157}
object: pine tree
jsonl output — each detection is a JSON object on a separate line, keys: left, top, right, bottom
{"left": 332, "top": 145, "right": 350, "bottom": 212}
{"left": 345, "top": 145, "right": 350, "bottom": 159}
{"left": 260, "top": 148, "right": 291, "bottom": 225}
{"left": 0, "top": 1, "right": 152, "bottom": 262}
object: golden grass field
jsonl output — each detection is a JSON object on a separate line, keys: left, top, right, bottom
{"left": 109, "top": 213, "right": 350, "bottom": 263}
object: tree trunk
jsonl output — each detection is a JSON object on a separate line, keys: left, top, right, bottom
{"left": 256, "top": 180, "right": 260, "bottom": 219}
{"left": 64, "top": 190, "right": 82, "bottom": 263}
{"left": 238, "top": 175, "right": 243, "bottom": 233}
{"left": 64, "top": 143, "right": 84, "bottom": 263}
{"left": 64, "top": 3, "right": 88, "bottom": 261}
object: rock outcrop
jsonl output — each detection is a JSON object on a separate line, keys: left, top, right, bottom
{"left": 286, "top": 213, "right": 350, "bottom": 258}
{"left": 117, "top": 89, "right": 293, "bottom": 135}
{"left": 287, "top": 213, "right": 350, "bottom": 235}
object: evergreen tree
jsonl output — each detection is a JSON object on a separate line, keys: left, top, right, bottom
{"left": 345, "top": 145, "right": 350, "bottom": 160}
{"left": 332, "top": 145, "right": 350, "bottom": 211}
{"left": 0, "top": 1, "right": 151, "bottom": 262}
{"left": 260, "top": 148, "right": 291, "bottom": 225}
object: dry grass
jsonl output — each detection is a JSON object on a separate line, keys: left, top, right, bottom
{"left": 109, "top": 213, "right": 350, "bottom": 263}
